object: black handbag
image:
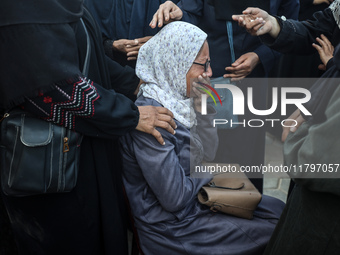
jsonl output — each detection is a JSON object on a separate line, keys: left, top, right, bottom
{"left": 0, "top": 18, "right": 90, "bottom": 197}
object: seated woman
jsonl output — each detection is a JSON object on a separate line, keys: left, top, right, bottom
{"left": 120, "top": 21, "right": 285, "bottom": 255}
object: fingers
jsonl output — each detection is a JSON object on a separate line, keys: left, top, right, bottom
{"left": 157, "top": 110, "right": 176, "bottom": 127}
{"left": 150, "top": 129, "right": 165, "bottom": 145}
{"left": 150, "top": 1, "right": 182, "bottom": 28}
{"left": 312, "top": 42, "right": 326, "bottom": 63}
{"left": 149, "top": 3, "right": 170, "bottom": 28}
{"left": 242, "top": 7, "right": 260, "bottom": 15}
{"left": 231, "top": 76, "right": 246, "bottom": 82}
{"left": 232, "top": 14, "right": 243, "bottom": 22}
{"left": 315, "top": 34, "right": 333, "bottom": 53}
{"left": 281, "top": 109, "right": 304, "bottom": 142}
{"left": 191, "top": 82, "right": 203, "bottom": 98}
{"left": 225, "top": 65, "right": 246, "bottom": 74}
{"left": 312, "top": 42, "right": 322, "bottom": 52}
{"left": 245, "top": 17, "right": 265, "bottom": 30}
{"left": 235, "top": 15, "right": 265, "bottom": 34}
{"left": 125, "top": 44, "right": 141, "bottom": 51}
{"left": 224, "top": 66, "right": 248, "bottom": 79}
{"left": 124, "top": 39, "right": 139, "bottom": 46}
{"left": 150, "top": 10, "right": 159, "bottom": 28}
{"left": 136, "top": 106, "right": 176, "bottom": 145}
{"left": 155, "top": 106, "right": 174, "bottom": 118}
{"left": 169, "top": 9, "right": 182, "bottom": 20}
{"left": 135, "top": 36, "right": 152, "bottom": 43}
{"left": 126, "top": 47, "right": 141, "bottom": 55}
{"left": 316, "top": 36, "right": 328, "bottom": 50}
{"left": 290, "top": 114, "right": 305, "bottom": 132}
{"left": 197, "top": 74, "right": 211, "bottom": 85}
{"left": 313, "top": 34, "right": 334, "bottom": 67}
{"left": 156, "top": 7, "right": 167, "bottom": 27}
{"left": 127, "top": 56, "right": 137, "bottom": 61}
{"left": 320, "top": 34, "right": 334, "bottom": 52}
{"left": 281, "top": 126, "right": 290, "bottom": 142}
{"left": 155, "top": 118, "right": 176, "bottom": 136}
{"left": 223, "top": 72, "right": 246, "bottom": 80}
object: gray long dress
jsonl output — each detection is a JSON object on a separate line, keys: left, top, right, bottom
{"left": 120, "top": 96, "right": 285, "bottom": 255}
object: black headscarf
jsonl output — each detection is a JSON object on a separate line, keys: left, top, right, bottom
{"left": 0, "top": 0, "right": 84, "bottom": 110}
{"left": 0, "top": 0, "right": 83, "bottom": 26}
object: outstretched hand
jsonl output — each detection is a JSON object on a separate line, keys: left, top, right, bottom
{"left": 232, "top": 8, "right": 280, "bottom": 38}
{"left": 136, "top": 106, "right": 177, "bottom": 145}
{"left": 149, "top": 1, "right": 183, "bottom": 29}
{"left": 224, "top": 52, "right": 260, "bottom": 81}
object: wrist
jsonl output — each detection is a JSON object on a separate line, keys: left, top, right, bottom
{"left": 112, "top": 40, "right": 119, "bottom": 52}
{"left": 269, "top": 16, "right": 281, "bottom": 38}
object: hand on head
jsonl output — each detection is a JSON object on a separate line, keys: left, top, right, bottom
{"left": 149, "top": 1, "right": 183, "bottom": 29}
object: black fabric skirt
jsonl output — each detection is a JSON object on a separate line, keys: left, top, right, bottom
{"left": 1, "top": 137, "right": 128, "bottom": 255}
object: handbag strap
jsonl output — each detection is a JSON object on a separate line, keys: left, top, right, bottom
{"left": 0, "top": 17, "right": 91, "bottom": 119}
{"left": 207, "top": 181, "right": 245, "bottom": 190}
{"left": 80, "top": 18, "right": 91, "bottom": 76}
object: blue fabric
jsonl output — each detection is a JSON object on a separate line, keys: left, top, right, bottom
{"left": 226, "top": 21, "right": 235, "bottom": 64}
{"left": 120, "top": 96, "right": 285, "bottom": 255}
{"left": 84, "top": 0, "right": 180, "bottom": 40}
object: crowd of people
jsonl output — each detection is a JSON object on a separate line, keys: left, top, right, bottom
{"left": 0, "top": 0, "right": 339, "bottom": 254}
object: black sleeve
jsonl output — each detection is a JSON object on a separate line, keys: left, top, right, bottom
{"left": 103, "top": 36, "right": 115, "bottom": 60}
{"left": 102, "top": 35, "right": 130, "bottom": 66}
{"left": 106, "top": 55, "right": 139, "bottom": 100}
{"left": 261, "top": 8, "right": 337, "bottom": 55}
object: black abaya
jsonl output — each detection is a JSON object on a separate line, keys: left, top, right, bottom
{"left": 1, "top": 4, "right": 140, "bottom": 255}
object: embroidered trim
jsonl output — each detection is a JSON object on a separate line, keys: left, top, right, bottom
{"left": 330, "top": 0, "right": 340, "bottom": 29}
{"left": 45, "top": 77, "right": 100, "bottom": 129}
{"left": 55, "top": 85, "right": 71, "bottom": 100}
{"left": 26, "top": 98, "right": 49, "bottom": 116}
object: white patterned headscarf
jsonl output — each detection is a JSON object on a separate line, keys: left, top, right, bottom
{"left": 136, "top": 21, "right": 207, "bottom": 128}
{"left": 330, "top": 0, "right": 340, "bottom": 29}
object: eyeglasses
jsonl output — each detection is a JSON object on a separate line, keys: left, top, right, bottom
{"left": 193, "top": 59, "right": 211, "bottom": 72}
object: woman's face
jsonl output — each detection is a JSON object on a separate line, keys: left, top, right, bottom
{"left": 186, "top": 41, "right": 212, "bottom": 98}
